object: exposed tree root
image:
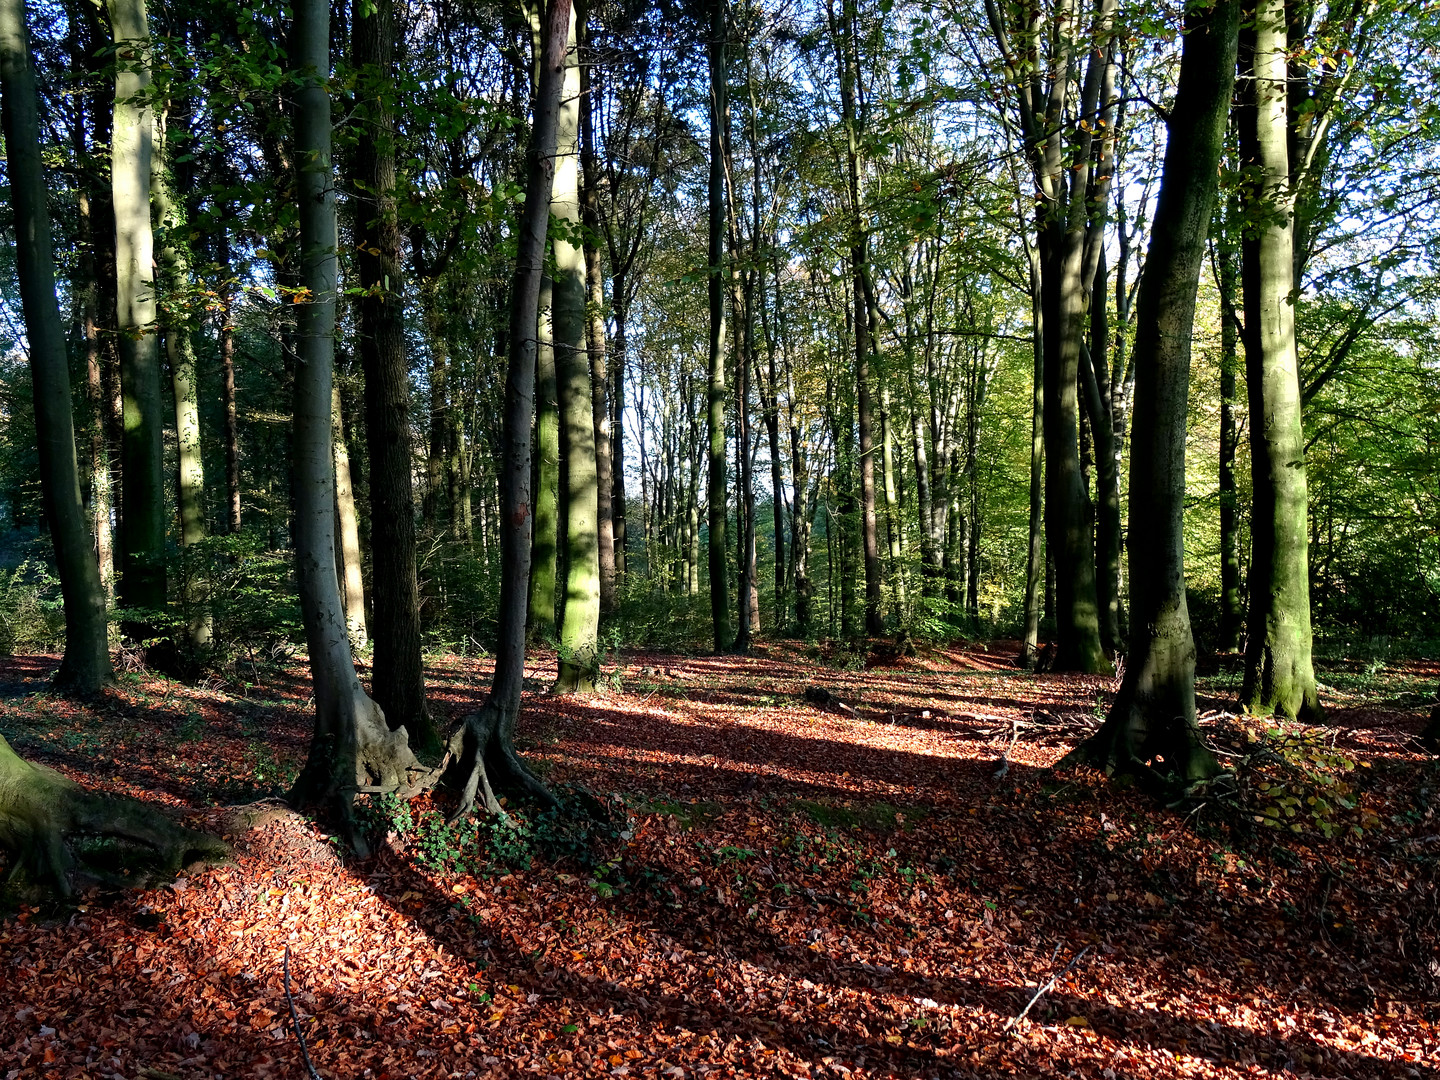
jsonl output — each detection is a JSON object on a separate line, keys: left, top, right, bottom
{"left": 443, "top": 703, "right": 559, "bottom": 823}
{"left": 0, "top": 742, "right": 227, "bottom": 898}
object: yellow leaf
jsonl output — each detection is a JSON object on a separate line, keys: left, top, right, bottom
{"left": 1064, "top": 1016, "right": 1091, "bottom": 1028}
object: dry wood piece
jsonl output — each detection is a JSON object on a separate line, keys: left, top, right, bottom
{"left": 803, "top": 686, "right": 855, "bottom": 715}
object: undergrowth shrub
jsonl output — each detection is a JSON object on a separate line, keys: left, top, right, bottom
{"left": 419, "top": 539, "right": 500, "bottom": 655}
{"left": 0, "top": 560, "right": 65, "bottom": 654}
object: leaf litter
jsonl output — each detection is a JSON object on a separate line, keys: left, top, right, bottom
{"left": 0, "top": 643, "right": 1436, "bottom": 1079}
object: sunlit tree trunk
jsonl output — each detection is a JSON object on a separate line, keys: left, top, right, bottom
{"left": 529, "top": 276, "right": 560, "bottom": 640}
{"left": 154, "top": 99, "right": 212, "bottom": 655}
{"left": 1071, "top": 0, "right": 1237, "bottom": 782}
{"left": 109, "top": 0, "right": 166, "bottom": 644}
{"left": 1, "top": 0, "right": 114, "bottom": 695}
{"left": 552, "top": 4, "right": 600, "bottom": 693}
{"left": 706, "top": 0, "right": 732, "bottom": 653}
{"left": 287, "top": 0, "right": 417, "bottom": 840}
{"left": 1020, "top": 242, "right": 1044, "bottom": 667}
{"left": 1216, "top": 214, "right": 1244, "bottom": 653}
{"left": 1238, "top": 0, "right": 1321, "bottom": 721}
{"left": 332, "top": 384, "right": 367, "bottom": 650}
{"left": 444, "top": 0, "right": 569, "bottom": 819}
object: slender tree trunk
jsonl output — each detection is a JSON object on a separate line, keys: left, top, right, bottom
{"left": 77, "top": 184, "right": 115, "bottom": 601}
{"left": 611, "top": 287, "right": 628, "bottom": 580}
{"left": 1020, "top": 242, "right": 1044, "bottom": 667}
{"left": 423, "top": 293, "right": 450, "bottom": 535}
{"left": 706, "top": 0, "right": 732, "bottom": 653}
{"left": 552, "top": 4, "right": 600, "bottom": 693}
{"left": 109, "top": 0, "right": 166, "bottom": 643}
{"left": 333, "top": 384, "right": 367, "bottom": 649}
{"left": 529, "top": 275, "right": 559, "bottom": 640}
{"left": 287, "top": 0, "right": 417, "bottom": 840}
{"left": 1238, "top": 0, "right": 1321, "bottom": 721}
{"left": 1, "top": 0, "right": 114, "bottom": 694}
{"left": 1217, "top": 225, "right": 1243, "bottom": 653}
{"left": 154, "top": 105, "right": 212, "bottom": 656}
{"left": 348, "top": 0, "right": 437, "bottom": 753}
{"left": 1086, "top": 247, "right": 1121, "bottom": 655}
{"left": 880, "top": 387, "right": 907, "bottom": 624}
{"left": 217, "top": 222, "right": 242, "bottom": 533}
{"left": 1072, "top": 0, "right": 1237, "bottom": 782}
{"left": 445, "top": 0, "right": 570, "bottom": 819}
{"left": 579, "top": 33, "right": 616, "bottom": 617}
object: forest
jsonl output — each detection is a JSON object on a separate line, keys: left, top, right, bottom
{"left": 0, "top": 0, "right": 1438, "bottom": 1075}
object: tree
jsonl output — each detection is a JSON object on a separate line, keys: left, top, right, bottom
{"left": 287, "top": 0, "right": 419, "bottom": 839}
{"left": 983, "top": 0, "right": 1117, "bottom": 673}
{"left": 349, "top": 0, "right": 440, "bottom": 754}
{"left": 109, "top": 0, "right": 167, "bottom": 645}
{"left": 552, "top": 1, "right": 601, "bottom": 693}
{"left": 1070, "top": 0, "right": 1239, "bottom": 783}
{"left": 706, "top": 0, "right": 732, "bottom": 653}
{"left": 0, "top": 0, "right": 221, "bottom": 897}
{"left": 1237, "top": 0, "right": 1321, "bottom": 721}
{"left": 445, "top": 0, "right": 571, "bottom": 819}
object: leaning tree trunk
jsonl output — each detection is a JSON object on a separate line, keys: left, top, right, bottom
{"left": 0, "top": 0, "right": 225, "bottom": 898}
{"left": 445, "top": 0, "right": 570, "bottom": 820}
{"left": 1, "top": 0, "right": 113, "bottom": 694}
{"left": 349, "top": 0, "right": 439, "bottom": 755}
{"left": 552, "top": 3, "right": 600, "bottom": 694}
{"left": 1237, "top": 0, "right": 1321, "bottom": 721}
{"left": 705, "top": 0, "right": 732, "bottom": 654}
{"left": 109, "top": 0, "right": 167, "bottom": 645}
{"left": 1068, "top": 0, "right": 1237, "bottom": 785}
{"left": 287, "top": 0, "right": 419, "bottom": 844}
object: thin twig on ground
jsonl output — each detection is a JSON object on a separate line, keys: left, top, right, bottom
{"left": 284, "top": 945, "right": 324, "bottom": 1080}
{"left": 1002, "top": 945, "right": 1092, "bottom": 1034}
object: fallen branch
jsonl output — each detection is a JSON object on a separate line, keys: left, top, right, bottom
{"left": 1002, "top": 945, "right": 1091, "bottom": 1034}
{"left": 284, "top": 945, "right": 324, "bottom": 1080}
{"left": 993, "top": 717, "right": 1023, "bottom": 779}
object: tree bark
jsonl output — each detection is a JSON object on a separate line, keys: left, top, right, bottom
{"left": 154, "top": 102, "right": 212, "bottom": 656}
{"left": 109, "top": 0, "right": 167, "bottom": 644}
{"left": 1020, "top": 241, "right": 1044, "bottom": 667}
{"left": 349, "top": 0, "right": 437, "bottom": 753}
{"left": 446, "top": 0, "right": 570, "bottom": 817}
{"left": 578, "top": 16, "right": 617, "bottom": 617}
{"left": 333, "top": 384, "right": 367, "bottom": 650}
{"left": 552, "top": 4, "right": 600, "bottom": 693}
{"left": 0, "top": 0, "right": 114, "bottom": 694}
{"left": 1070, "top": 0, "right": 1237, "bottom": 784}
{"left": 218, "top": 221, "right": 242, "bottom": 534}
{"left": 1238, "top": 0, "right": 1322, "bottom": 721}
{"left": 706, "top": 0, "right": 732, "bottom": 653}
{"left": 1216, "top": 220, "right": 1244, "bottom": 653}
{"left": 287, "top": 0, "right": 419, "bottom": 841}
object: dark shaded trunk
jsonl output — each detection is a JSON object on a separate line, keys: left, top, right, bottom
{"left": 1070, "top": 0, "right": 1237, "bottom": 784}
{"left": 705, "top": 0, "right": 732, "bottom": 653}
{"left": 1216, "top": 223, "right": 1243, "bottom": 653}
{"left": 1, "top": 0, "right": 114, "bottom": 694}
{"left": 349, "top": 0, "right": 438, "bottom": 754}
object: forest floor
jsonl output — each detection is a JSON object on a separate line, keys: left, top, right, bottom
{"left": 0, "top": 639, "right": 1437, "bottom": 1080}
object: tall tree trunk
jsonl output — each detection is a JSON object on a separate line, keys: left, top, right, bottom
{"left": 1, "top": 0, "right": 114, "bottom": 694}
{"left": 552, "top": 5, "right": 600, "bottom": 693}
{"left": 529, "top": 276, "right": 560, "bottom": 640}
{"left": 1071, "top": 0, "right": 1237, "bottom": 782}
{"left": 705, "top": 0, "right": 732, "bottom": 653}
{"left": 1020, "top": 242, "right": 1044, "bottom": 667}
{"left": 445, "top": 0, "right": 569, "bottom": 819}
{"left": 423, "top": 292, "right": 450, "bottom": 535}
{"left": 611, "top": 287, "right": 628, "bottom": 580}
{"left": 333, "top": 384, "right": 367, "bottom": 649}
{"left": 287, "top": 0, "right": 418, "bottom": 841}
{"left": 1238, "top": 0, "right": 1321, "bottom": 721}
{"left": 349, "top": 0, "right": 437, "bottom": 753}
{"left": 109, "top": 0, "right": 166, "bottom": 644}
{"left": 880, "top": 387, "right": 907, "bottom": 625}
{"left": 76, "top": 162, "right": 115, "bottom": 600}
{"left": 1216, "top": 221, "right": 1244, "bottom": 653}
{"left": 1086, "top": 248, "right": 1122, "bottom": 655}
{"left": 578, "top": 29, "right": 616, "bottom": 618}
{"left": 217, "top": 221, "right": 242, "bottom": 534}
{"left": 154, "top": 102, "right": 212, "bottom": 656}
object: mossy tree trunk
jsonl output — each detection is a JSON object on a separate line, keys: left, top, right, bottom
{"left": 1237, "top": 0, "right": 1321, "bottom": 721}
{"left": 1070, "top": 0, "right": 1238, "bottom": 785}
